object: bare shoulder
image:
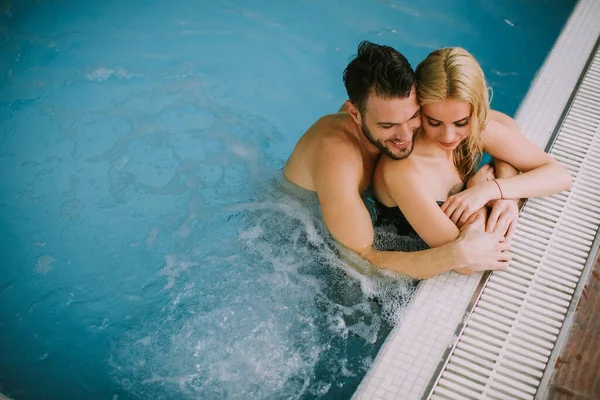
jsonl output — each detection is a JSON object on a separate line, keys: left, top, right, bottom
{"left": 481, "top": 118, "right": 514, "bottom": 144}
{"left": 483, "top": 118, "right": 504, "bottom": 134}
{"left": 376, "top": 151, "right": 416, "bottom": 181}
{"left": 374, "top": 154, "right": 419, "bottom": 205}
{"left": 285, "top": 112, "right": 361, "bottom": 190}
{"left": 485, "top": 110, "right": 522, "bottom": 138}
{"left": 312, "top": 113, "right": 362, "bottom": 158}
{"left": 315, "top": 119, "right": 363, "bottom": 172}
{"left": 488, "top": 110, "right": 516, "bottom": 127}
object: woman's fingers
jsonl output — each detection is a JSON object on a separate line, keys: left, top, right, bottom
{"left": 486, "top": 206, "right": 501, "bottom": 232}
{"left": 440, "top": 199, "right": 450, "bottom": 212}
{"left": 505, "top": 219, "right": 517, "bottom": 243}
{"left": 495, "top": 216, "right": 511, "bottom": 236}
{"left": 441, "top": 199, "right": 458, "bottom": 221}
{"left": 458, "top": 206, "right": 475, "bottom": 226}
{"left": 487, "top": 199, "right": 519, "bottom": 236}
{"left": 450, "top": 207, "right": 462, "bottom": 224}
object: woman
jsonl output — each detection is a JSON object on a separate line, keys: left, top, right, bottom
{"left": 372, "top": 47, "right": 572, "bottom": 250}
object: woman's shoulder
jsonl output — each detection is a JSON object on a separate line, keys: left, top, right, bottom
{"left": 484, "top": 110, "right": 518, "bottom": 136}
{"left": 481, "top": 118, "right": 511, "bottom": 148}
{"left": 377, "top": 152, "right": 419, "bottom": 174}
{"left": 488, "top": 109, "right": 517, "bottom": 129}
{"left": 375, "top": 153, "right": 423, "bottom": 192}
{"left": 483, "top": 118, "right": 504, "bottom": 134}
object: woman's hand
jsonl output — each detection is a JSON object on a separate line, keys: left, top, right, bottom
{"left": 486, "top": 198, "right": 519, "bottom": 241}
{"left": 458, "top": 206, "right": 487, "bottom": 230}
{"left": 441, "top": 182, "right": 498, "bottom": 226}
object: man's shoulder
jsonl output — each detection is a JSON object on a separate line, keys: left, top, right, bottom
{"left": 312, "top": 114, "right": 362, "bottom": 156}
{"left": 309, "top": 115, "right": 364, "bottom": 187}
{"left": 285, "top": 112, "right": 362, "bottom": 191}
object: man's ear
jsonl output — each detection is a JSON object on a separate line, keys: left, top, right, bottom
{"left": 346, "top": 101, "right": 362, "bottom": 125}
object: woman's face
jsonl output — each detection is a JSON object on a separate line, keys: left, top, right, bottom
{"left": 421, "top": 99, "right": 472, "bottom": 152}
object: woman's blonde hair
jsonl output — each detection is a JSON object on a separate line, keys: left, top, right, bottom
{"left": 415, "top": 47, "right": 490, "bottom": 182}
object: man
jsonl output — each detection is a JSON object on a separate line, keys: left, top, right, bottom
{"left": 284, "top": 41, "right": 518, "bottom": 279}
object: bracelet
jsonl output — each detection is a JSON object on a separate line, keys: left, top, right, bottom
{"left": 492, "top": 179, "right": 503, "bottom": 199}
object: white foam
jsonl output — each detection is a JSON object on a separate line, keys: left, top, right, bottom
{"left": 84, "top": 66, "right": 135, "bottom": 82}
{"left": 157, "top": 255, "right": 199, "bottom": 291}
{"left": 34, "top": 253, "right": 55, "bottom": 274}
{"left": 110, "top": 187, "right": 417, "bottom": 398}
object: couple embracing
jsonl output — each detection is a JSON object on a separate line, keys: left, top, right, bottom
{"left": 284, "top": 41, "right": 572, "bottom": 279}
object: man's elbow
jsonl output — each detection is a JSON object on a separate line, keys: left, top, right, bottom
{"left": 357, "top": 246, "right": 378, "bottom": 265}
{"left": 361, "top": 248, "right": 390, "bottom": 272}
{"left": 563, "top": 169, "right": 574, "bottom": 191}
{"left": 333, "top": 236, "right": 376, "bottom": 264}
{"left": 564, "top": 173, "right": 573, "bottom": 192}
{"left": 555, "top": 162, "right": 573, "bottom": 192}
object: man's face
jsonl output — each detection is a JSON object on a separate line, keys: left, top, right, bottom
{"left": 359, "top": 90, "right": 421, "bottom": 160}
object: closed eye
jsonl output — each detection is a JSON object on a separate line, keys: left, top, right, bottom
{"left": 455, "top": 119, "right": 470, "bottom": 127}
{"left": 426, "top": 119, "right": 441, "bottom": 127}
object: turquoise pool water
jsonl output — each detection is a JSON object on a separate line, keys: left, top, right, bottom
{"left": 0, "top": 0, "right": 575, "bottom": 399}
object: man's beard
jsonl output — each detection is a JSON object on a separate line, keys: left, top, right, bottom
{"left": 361, "top": 121, "right": 414, "bottom": 160}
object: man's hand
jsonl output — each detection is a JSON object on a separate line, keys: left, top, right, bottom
{"left": 454, "top": 227, "right": 512, "bottom": 272}
{"left": 486, "top": 199, "right": 519, "bottom": 241}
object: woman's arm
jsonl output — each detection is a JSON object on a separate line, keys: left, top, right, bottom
{"left": 383, "top": 163, "right": 461, "bottom": 248}
{"left": 482, "top": 119, "right": 573, "bottom": 198}
{"left": 466, "top": 161, "right": 519, "bottom": 237}
{"left": 485, "top": 111, "right": 523, "bottom": 236}
{"left": 442, "top": 120, "right": 572, "bottom": 225}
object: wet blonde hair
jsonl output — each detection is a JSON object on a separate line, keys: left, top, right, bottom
{"left": 415, "top": 47, "right": 490, "bottom": 182}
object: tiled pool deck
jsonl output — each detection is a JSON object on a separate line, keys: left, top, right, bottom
{"left": 547, "top": 243, "right": 600, "bottom": 400}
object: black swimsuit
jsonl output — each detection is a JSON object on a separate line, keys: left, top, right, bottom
{"left": 374, "top": 198, "right": 445, "bottom": 236}
{"left": 371, "top": 198, "right": 445, "bottom": 252}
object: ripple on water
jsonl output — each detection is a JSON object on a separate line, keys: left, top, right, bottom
{"left": 34, "top": 253, "right": 55, "bottom": 274}
{"left": 59, "top": 198, "right": 84, "bottom": 220}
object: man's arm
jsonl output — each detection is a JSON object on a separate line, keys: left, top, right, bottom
{"left": 312, "top": 139, "right": 511, "bottom": 279}
{"left": 487, "top": 110, "right": 524, "bottom": 237}
{"left": 364, "top": 230, "right": 511, "bottom": 279}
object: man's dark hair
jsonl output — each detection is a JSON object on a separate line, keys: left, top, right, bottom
{"left": 343, "top": 41, "right": 416, "bottom": 114}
